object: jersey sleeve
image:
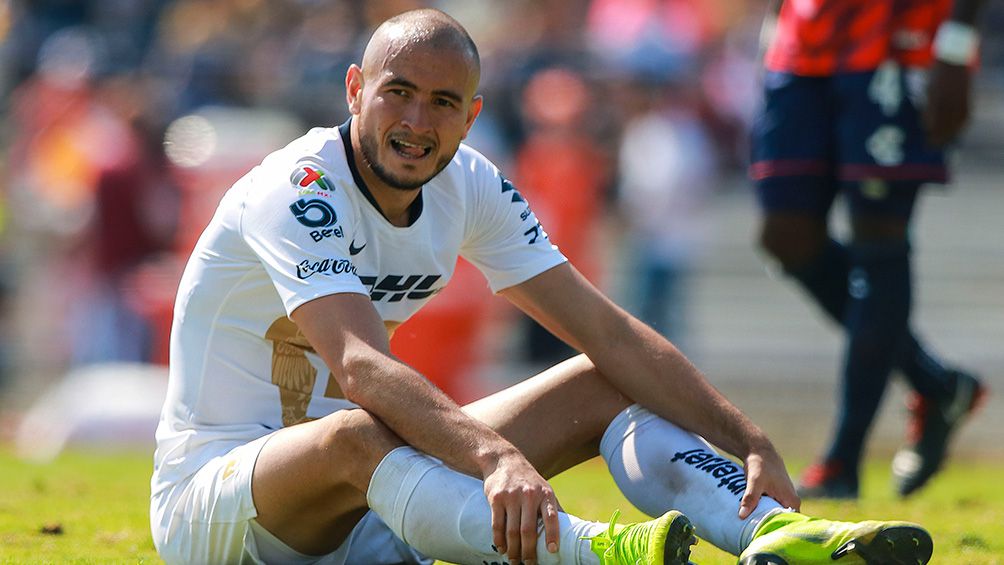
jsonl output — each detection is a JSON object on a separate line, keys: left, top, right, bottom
{"left": 460, "top": 162, "right": 567, "bottom": 293}
{"left": 239, "top": 159, "right": 368, "bottom": 315}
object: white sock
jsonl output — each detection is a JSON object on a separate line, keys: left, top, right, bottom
{"left": 367, "top": 446, "right": 605, "bottom": 565}
{"left": 599, "top": 405, "right": 788, "bottom": 556}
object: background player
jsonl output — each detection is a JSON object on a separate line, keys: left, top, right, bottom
{"left": 751, "top": 0, "right": 989, "bottom": 499}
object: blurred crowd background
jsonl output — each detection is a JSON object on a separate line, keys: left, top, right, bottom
{"left": 0, "top": 0, "right": 1002, "bottom": 423}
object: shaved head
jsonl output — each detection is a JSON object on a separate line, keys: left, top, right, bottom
{"left": 361, "top": 9, "right": 480, "bottom": 92}
{"left": 346, "top": 9, "right": 484, "bottom": 198}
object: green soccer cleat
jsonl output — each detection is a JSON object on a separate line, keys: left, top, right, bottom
{"left": 738, "top": 512, "right": 933, "bottom": 565}
{"left": 586, "top": 509, "right": 697, "bottom": 565}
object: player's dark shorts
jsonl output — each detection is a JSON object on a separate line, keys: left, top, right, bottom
{"left": 750, "top": 63, "right": 946, "bottom": 218}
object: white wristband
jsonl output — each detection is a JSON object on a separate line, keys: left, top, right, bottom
{"left": 933, "top": 21, "right": 979, "bottom": 66}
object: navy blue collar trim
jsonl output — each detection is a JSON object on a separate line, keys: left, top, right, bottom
{"left": 338, "top": 118, "right": 423, "bottom": 226}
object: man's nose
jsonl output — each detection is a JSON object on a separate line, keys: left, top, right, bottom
{"left": 400, "top": 99, "right": 434, "bottom": 133}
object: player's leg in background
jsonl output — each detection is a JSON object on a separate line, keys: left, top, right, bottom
{"left": 755, "top": 198, "right": 972, "bottom": 500}
{"left": 834, "top": 63, "right": 987, "bottom": 498}
{"left": 813, "top": 181, "right": 918, "bottom": 501}
{"left": 750, "top": 71, "right": 865, "bottom": 497}
{"left": 845, "top": 181, "right": 986, "bottom": 498}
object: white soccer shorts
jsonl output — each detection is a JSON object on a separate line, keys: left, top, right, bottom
{"left": 151, "top": 434, "right": 432, "bottom": 564}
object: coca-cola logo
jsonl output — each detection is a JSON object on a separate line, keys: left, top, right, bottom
{"left": 296, "top": 258, "right": 357, "bottom": 280}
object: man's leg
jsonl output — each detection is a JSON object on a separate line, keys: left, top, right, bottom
{"left": 756, "top": 200, "right": 975, "bottom": 498}
{"left": 844, "top": 183, "right": 986, "bottom": 497}
{"left": 465, "top": 354, "right": 934, "bottom": 564}
{"left": 758, "top": 191, "right": 917, "bottom": 497}
{"left": 251, "top": 404, "right": 689, "bottom": 564}
{"left": 820, "top": 193, "right": 916, "bottom": 489}
{"left": 758, "top": 210, "right": 859, "bottom": 496}
{"left": 774, "top": 225, "right": 958, "bottom": 400}
{"left": 463, "top": 355, "right": 785, "bottom": 556}
{"left": 251, "top": 408, "right": 399, "bottom": 556}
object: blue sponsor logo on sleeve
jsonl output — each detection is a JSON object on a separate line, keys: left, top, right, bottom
{"left": 290, "top": 198, "right": 338, "bottom": 228}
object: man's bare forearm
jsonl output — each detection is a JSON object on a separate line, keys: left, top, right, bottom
{"left": 345, "top": 352, "right": 522, "bottom": 478}
{"left": 604, "top": 316, "right": 774, "bottom": 459}
{"left": 291, "top": 293, "right": 522, "bottom": 480}
{"left": 504, "top": 264, "right": 776, "bottom": 461}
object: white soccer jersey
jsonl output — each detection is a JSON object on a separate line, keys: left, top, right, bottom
{"left": 152, "top": 121, "right": 566, "bottom": 494}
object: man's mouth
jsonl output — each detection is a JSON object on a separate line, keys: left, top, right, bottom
{"left": 390, "top": 137, "right": 433, "bottom": 159}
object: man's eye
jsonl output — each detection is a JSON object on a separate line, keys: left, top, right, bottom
{"left": 435, "top": 98, "right": 456, "bottom": 108}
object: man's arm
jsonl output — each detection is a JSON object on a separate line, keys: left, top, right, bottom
{"left": 924, "top": 0, "right": 988, "bottom": 146}
{"left": 290, "top": 292, "right": 560, "bottom": 561}
{"left": 501, "top": 263, "right": 801, "bottom": 517}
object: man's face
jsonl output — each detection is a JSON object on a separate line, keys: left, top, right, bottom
{"left": 349, "top": 44, "right": 481, "bottom": 191}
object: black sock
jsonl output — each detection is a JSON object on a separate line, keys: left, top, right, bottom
{"left": 826, "top": 242, "right": 911, "bottom": 472}
{"left": 787, "top": 239, "right": 952, "bottom": 399}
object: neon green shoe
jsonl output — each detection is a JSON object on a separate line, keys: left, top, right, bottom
{"left": 738, "top": 512, "right": 933, "bottom": 565}
{"left": 586, "top": 509, "right": 697, "bottom": 565}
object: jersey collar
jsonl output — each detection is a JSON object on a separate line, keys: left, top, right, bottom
{"left": 338, "top": 118, "right": 424, "bottom": 227}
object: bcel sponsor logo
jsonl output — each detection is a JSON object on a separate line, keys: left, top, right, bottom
{"left": 309, "top": 226, "right": 344, "bottom": 242}
{"left": 669, "top": 448, "right": 747, "bottom": 496}
{"left": 296, "top": 258, "right": 357, "bottom": 279}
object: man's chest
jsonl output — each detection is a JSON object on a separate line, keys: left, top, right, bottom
{"left": 348, "top": 214, "right": 464, "bottom": 321}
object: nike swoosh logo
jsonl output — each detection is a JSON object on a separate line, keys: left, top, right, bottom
{"left": 349, "top": 240, "right": 366, "bottom": 255}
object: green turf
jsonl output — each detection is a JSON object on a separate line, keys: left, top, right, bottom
{"left": 0, "top": 448, "right": 159, "bottom": 564}
{"left": 1, "top": 448, "right": 1001, "bottom": 564}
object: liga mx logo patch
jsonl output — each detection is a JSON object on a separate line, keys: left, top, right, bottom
{"left": 291, "top": 164, "right": 334, "bottom": 193}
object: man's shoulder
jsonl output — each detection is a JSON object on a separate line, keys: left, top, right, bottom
{"left": 252, "top": 127, "right": 354, "bottom": 196}
{"left": 438, "top": 142, "right": 502, "bottom": 192}
{"left": 237, "top": 126, "right": 360, "bottom": 234}
{"left": 264, "top": 127, "right": 347, "bottom": 173}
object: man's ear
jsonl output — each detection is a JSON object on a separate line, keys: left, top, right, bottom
{"left": 462, "top": 95, "right": 483, "bottom": 139}
{"left": 346, "top": 64, "right": 364, "bottom": 115}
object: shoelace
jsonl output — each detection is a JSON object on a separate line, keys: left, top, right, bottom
{"left": 585, "top": 509, "right": 622, "bottom": 555}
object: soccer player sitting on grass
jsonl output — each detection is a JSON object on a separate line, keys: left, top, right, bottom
{"left": 151, "top": 8, "right": 935, "bottom": 565}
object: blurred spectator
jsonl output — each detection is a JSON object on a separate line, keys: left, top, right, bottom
{"left": 587, "top": 0, "right": 717, "bottom": 78}
{"left": 615, "top": 76, "right": 717, "bottom": 350}
{"left": 514, "top": 67, "right": 611, "bottom": 365}
{"left": 5, "top": 27, "right": 106, "bottom": 377}
{"left": 4, "top": 27, "right": 179, "bottom": 379}
{"left": 70, "top": 75, "right": 178, "bottom": 365}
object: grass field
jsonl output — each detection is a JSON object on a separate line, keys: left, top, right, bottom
{"left": 1, "top": 448, "right": 1002, "bottom": 564}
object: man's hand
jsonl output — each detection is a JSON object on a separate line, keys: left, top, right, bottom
{"left": 739, "top": 447, "right": 800, "bottom": 519}
{"left": 923, "top": 61, "right": 972, "bottom": 147}
{"left": 483, "top": 453, "right": 561, "bottom": 564}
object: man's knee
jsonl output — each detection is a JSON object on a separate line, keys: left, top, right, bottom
{"left": 758, "top": 214, "right": 829, "bottom": 269}
{"left": 258, "top": 408, "right": 403, "bottom": 495}
{"left": 251, "top": 409, "right": 402, "bottom": 555}
{"left": 316, "top": 409, "right": 404, "bottom": 488}
{"left": 850, "top": 215, "right": 909, "bottom": 244}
